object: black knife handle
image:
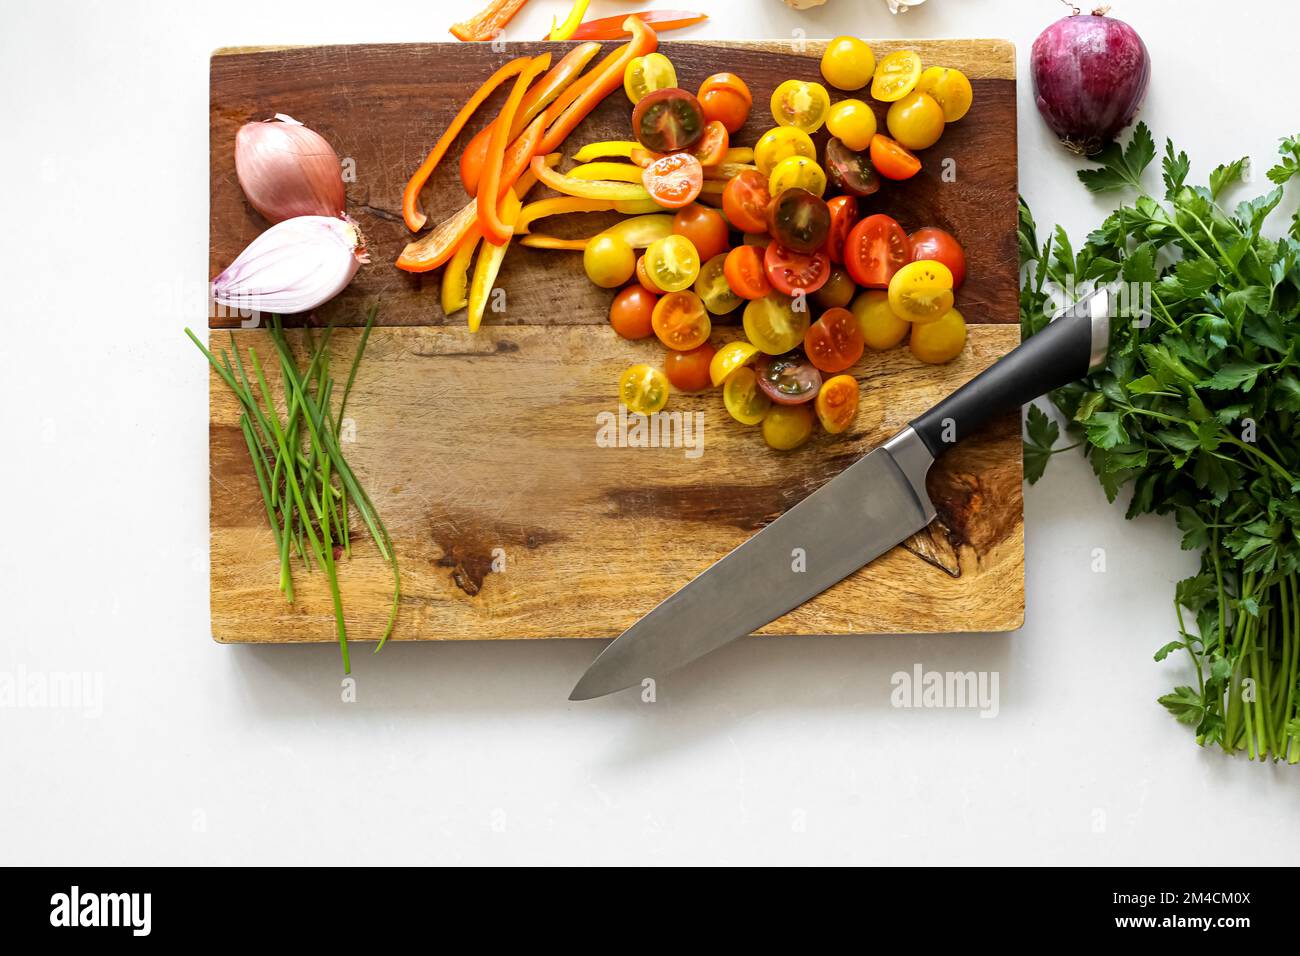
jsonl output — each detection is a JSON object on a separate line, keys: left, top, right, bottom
{"left": 909, "top": 289, "right": 1110, "bottom": 457}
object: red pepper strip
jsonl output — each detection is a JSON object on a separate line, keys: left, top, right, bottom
{"left": 402, "top": 57, "right": 532, "bottom": 232}
{"left": 478, "top": 54, "right": 552, "bottom": 244}
{"left": 450, "top": 0, "right": 530, "bottom": 41}
{"left": 460, "top": 41, "right": 600, "bottom": 195}
{"left": 569, "top": 10, "right": 707, "bottom": 41}
{"left": 537, "top": 17, "right": 658, "bottom": 155}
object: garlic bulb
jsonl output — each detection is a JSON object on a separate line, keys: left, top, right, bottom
{"left": 235, "top": 114, "right": 346, "bottom": 224}
{"left": 886, "top": 0, "right": 927, "bottom": 11}
{"left": 212, "top": 215, "right": 368, "bottom": 316}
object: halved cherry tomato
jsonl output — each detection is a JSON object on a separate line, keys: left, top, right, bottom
{"left": 643, "top": 152, "right": 704, "bottom": 209}
{"left": 699, "top": 72, "right": 753, "bottom": 134}
{"left": 768, "top": 188, "right": 830, "bottom": 254}
{"left": 644, "top": 234, "right": 701, "bottom": 292}
{"left": 710, "top": 340, "right": 760, "bottom": 386}
{"left": 851, "top": 289, "right": 909, "bottom": 350}
{"left": 804, "top": 306, "right": 865, "bottom": 373}
{"left": 844, "top": 213, "right": 910, "bottom": 288}
{"left": 632, "top": 88, "right": 706, "bottom": 152}
{"left": 724, "top": 245, "right": 772, "bottom": 300}
{"left": 695, "top": 252, "right": 743, "bottom": 315}
{"left": 764, "top": 242, "right": 830, "bottom": 297}
{"left": 813, "top": 266, "right": 856, "bottom": 309}
{"left": 815, "top": 374, "right": 860, "bottom": 433}
{"left": 673, "top": 204, "right": 729, "bottom": 262}
{"left": 753, "top": 126, "right": 816, "bottom": 177}
{"left": 624, "top": 53, "right": 677, "bottom": 105}
{"left": 869, "top": 134, "right": 922, "bottom": 180}
{"left": 664, "top": 343, "right": 717, "bottom": 391}
{"left": 723, "top": 367, "right": 772, "bottom": 425}
{"left": 871, "top": 49, "right": 923, "bottom": 102}
{"left": 762, "top": 403, "right": 814, "bottom": 450}
{"left": 690, "top": 120, "right": 730, "bottom": 166}
{"left": 770, "top": 80, "right": 831, "bottom": 133}
{"left": 722, "top": 169, "right": 771, "bottom": 233}
{"left": 743, "top": 293, "right": 808, "bottom": 354}
{"left": 909, "top": 226, "right": 966, "bottom": 288}
{"left": 652, "top": 290, "right": 711, "bottom": 350}
{"left": 755, "top": 352, "right": 822, "bottom": 406}
{"left": 910, "top": 306, "right": 967, "bottom": 363}
{"left": 888, "top": 259, "right": 954, "bottom": 323}
{"left": 825, "top": 196, "right": 858, "bottom": 264}
{"left": 620, "top": 364, "right": 670, "bottom": 415}
{"left": 609, "top": 285, "right": 657, "bottom": 339}
{"left": 824, "top": 138, "right": 880, "bottom": 198}
{"left": 636, "top": 254, "right": 663, "bottom": 293}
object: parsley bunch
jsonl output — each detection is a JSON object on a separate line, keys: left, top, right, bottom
{"left": 1021, "top": 124, "right": 1300, "bottom": 761}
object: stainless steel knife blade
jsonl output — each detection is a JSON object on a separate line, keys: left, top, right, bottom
{"left": 568, "top": 428, "right": 937, "bottom": 701}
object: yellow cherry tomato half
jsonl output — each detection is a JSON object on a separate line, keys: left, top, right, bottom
{"left": 695, "top": 252, "right": 743, "bottom": 315}
{"left": 888, "top": 260, "right": 955, "bottom": 324}
{"left": 624, "top": 53, "right": 677, "bottom": 106}
{"left": 886, "top": 90, "right": 945, "bottom": 151}
{"left": 762, "top": 403, "right": 814, "bottom": 450}
{"left": 710, "top": 340, "right": 761, "bottom": 387}
{"left": 825, "top": 99, "right": 878, "bottom": 152}
{"left": 723, "top": 366, "right": 772, "bottom": 425}
{"left": 910, "top": 306, "right": 967, "bottom": 364}
{"left": 916, "top": 66, "right": 973, "bottom": 122}
{"left": 743, "top": 292, "right": 809, "bottom": 355}
{"left": 820, "top": 36, "right": 876, "bottom": 91}
{"left": 644, "top": 234, "right": 700, "bottom": 293}
{"left": 619, "top": 364, "right": 670, "bottom": 415}
{"left": 768, "top": 155, "right": 827, "bottom": 199}
{"left": 652, "top": 290, "right": 712, "bottom": 350}
{"left": 770, "top": 79, "right": 831, "bottom": 133}
{"left": 815, "top": 374, "right": 860, "bottom": 434}
{"left": 753, "top": 126, "right": 816, "bottom": 177}
{"left": 871, "top": 49, "right": 923, "bottom": 102}
{"left": 583, "top": 234, "right": 636, "bottom": 288}
{"left": 850, "top": 289, "right": 909, "bottom": 350}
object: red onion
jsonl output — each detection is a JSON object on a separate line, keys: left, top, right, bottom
{"left": 235, "top": 114, "right": 346, "bottom": 223}
{"left": 1031, "top": 6, "right": 1151, "bottom": 155}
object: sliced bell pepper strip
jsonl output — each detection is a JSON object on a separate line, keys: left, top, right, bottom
{"left": 402, "top": 56, "right": 531, "bottom": 232}
{"left": 519, "top": 213, "right": 675, "bottom": 252}
{"left": 722, "top": 147, "right": 755, "bottom": 165}
{"left": 547, "top": 0, "right": 591, "bottom": 41}
{"left": 478, "top": 54, "right": 552, "bottom": 245}
{"left": 468, "top": 190, "right": 523, "bottom": 331}
{"left": 441, "top": 226, "right": 481, "bottom": 314}
{"left": 568, "top": 162, "right": 645, "bottom": 183}
{"left": 572, "top": 141, "right": 640, "bottom": 162}
{"left": 515, "top": 196, "right": 662, "bottom": 234}
{"left": 519, "top": 235, "right": 590, "bottom": 251}
{"left": 450, "top": 0, "right": 530, "bottom": 41}
{"left": 537, "top": 17, "right": 658, "bottom": 155}
{"left": 530, "top": 153, "right": 651, "bottom": 202}
{"left": 569, "top": 10, "right": 707, "bottom": 41}
{"left": 704, "top": 162, "right": 759, "bottom": 181}
{"left": 460, "top": 42, "right": 600, "bottom": 195}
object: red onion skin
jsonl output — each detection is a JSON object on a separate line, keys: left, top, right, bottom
{"left": 235, "top": 116, "right": 347, "bottom": 223}
{"left": 1031, "top": 12, "right": 1151, "bottom": 156}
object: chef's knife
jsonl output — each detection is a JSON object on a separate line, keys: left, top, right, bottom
{"left": 570, "top": 288, "right": 1112, "bottom": 701}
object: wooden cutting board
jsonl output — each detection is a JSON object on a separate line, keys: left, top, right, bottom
{"left": 207, "top": 37, "right": 1024, "bottom": 644}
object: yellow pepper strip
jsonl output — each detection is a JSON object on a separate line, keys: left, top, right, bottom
{"left": 441, "top": 226, "right": 481, "bottom": 314}
{"left": 722, "top": 147, "right": 754, "bottom": 165}
{"left": 516, "top": 197, "right": 618, "bottom": 234}
{"left": 600, "top": 214, "right": 675, "bottom": 248}
{"left": 520, "top": 235, "right": 590, "bottom": 251}
{"left": 615, "top": 198, "right": 670, "bottom": 215}
{"left": 530, "top": 154, "right": 650, "bottom": 202}
{"left": 567, "top": 162, "right": 646, "bottom": 183}
{"left": 704, "top": 162, "right": 759, "bottom": 181}
{"left": 547, "top": 0, "right": 592, "bottom": 41}
{"left": 572, "top": 140, "right": 640, "bottom": 162}
{"left": 467, "top": 190, "right": 523, "bottom": 332}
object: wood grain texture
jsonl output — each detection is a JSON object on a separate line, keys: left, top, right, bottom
{"left": 209, "top": 38, "right": 1017, "bottom": 329}
{"left": 210, "top": 324, "right": 1024, "bottom": 643}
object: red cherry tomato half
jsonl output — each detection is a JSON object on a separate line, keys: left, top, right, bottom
{"left": 632, "top": 88, "right": 707, "bottom": 153}
{"left": 825, "top": 195, "right": 858, "bottom": 264}
{"left": 844, "top": 214, "right": 910, "bottom": 288}
{"left": 673, "top": 204, "right": 730, "bottom": 263}
{"left": 723, "top": 245, "right": 771, "bottom": 300}
{"left": 804, "top": 306, "right": 865, "bottom": 373}
{"left": 909, "top": 226, "right": 967, "bottom": 288}
{"left": 763, "top": 242, "right": 831, "bottom": 297}
{"left": 754, "top": 352, "right": 822, "bottom": 405}
{"left": 722, "top": 169, "right": 772, "bottom": 233}
{"left": 690, "top": 120, "right": 730, "bottom": 166}
{"left": 869, "top": 134, "right": 922, "bottom": 180}
{"left": 643, "top": 152, "right": 704, "bottom": 209}
{"left": 664, "top": 343, "right": 717, "bottom": 392}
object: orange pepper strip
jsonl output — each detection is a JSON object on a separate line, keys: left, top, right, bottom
{"left": 449, "top": 0, "right": 530, "bottom": 42}
{"left": 478, "top": 54, "right": 552, "bottom": 245}
{"left": 402, "top": 56, "right": 530, "bottom": 232}
{"left": 569, "top": 10, "right": 707, "bottom": 41}
{"left": 460, "top": 42, "right": 600, "bottom": 195}
{"left": 538, "top": 17, "right": 658, "bottom": 155}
